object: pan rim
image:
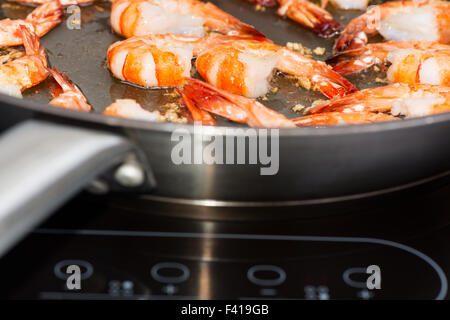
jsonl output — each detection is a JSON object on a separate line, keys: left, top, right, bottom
{"left": 3, "top": 92, "right": 449, "bottom": 136}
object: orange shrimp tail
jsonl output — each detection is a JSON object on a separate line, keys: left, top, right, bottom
{"left": 315, "top": 77, "right": 357, "bottom": 98}
{"left": 26, "top": 0, "right": 64, "bottom": 37}
{"left": 307, "top": 84, "right": 412, "bottom": 114}
{"left": 183, "top": 78, "right": 249, "bottom": 123}
{"left": 19, "top": 25, "right": 46, "bottom": 63}
{"left": 278, "top": 48, "right": 357, "bottom": 98}
{"left": 177, "top": 88, "right": 217, "bottom": 126}
{"left": 311, "top": 15, "right": 341, "bottom": 38}
{"left": 48, "top": 67, "right": 77, "bottom": 93}
{"left": 278, "top": 0, "right": 341, "bottom": 38}
{"left": 48, "top": 67, "right": 92, "bottom": 112}
{"left": 183, "top": 78, "right": 294, "bottom": 128}
{"left": 334, "top": 31, "right": 368, "bottom": 52}
{"left": 199, "top": 2, "right": 266, "bottom": 38}
{"left": 326, "top": 47, "right": 376, "bottom": 75}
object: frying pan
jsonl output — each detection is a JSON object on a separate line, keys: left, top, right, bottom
{"left": 1, "top": 0, "right": 450, "bottom": 256}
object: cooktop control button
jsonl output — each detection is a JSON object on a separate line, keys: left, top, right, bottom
{"left": 53, "top": 259, "right": 94, "bottom": 280}
{"left": 151, "top": 262, "right": 190, "bottom": 284}
{"left": 304, "top": 285, "right": 330, "bottom": 300}
{"left": 247, "top": 265, "right": 286, "bottom": 286}
{"left": 342, "top": 267, "right": 369, "bottom": 289}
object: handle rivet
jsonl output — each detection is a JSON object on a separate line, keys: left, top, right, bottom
{"left": 114, "top": 161, "right": 145, "bottom": 187}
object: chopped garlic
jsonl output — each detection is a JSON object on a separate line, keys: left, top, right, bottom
{"left": 292, "top": 104, "right": 307, "bottom": 113}
{"left": 313, "top": 47, "right": 326, "bottom": 56}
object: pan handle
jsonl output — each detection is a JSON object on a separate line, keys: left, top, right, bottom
{"left": 0, "top": 119, "right": 138, "bottom": 256}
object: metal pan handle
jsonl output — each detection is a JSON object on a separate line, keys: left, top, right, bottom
{"left": 0, "top": 119, "right": 137, "bottom": 256}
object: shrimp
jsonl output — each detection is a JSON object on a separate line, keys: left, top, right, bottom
{"left": 196, "top": 39, "right": 357, "bottom": 98}
{"left": 108, "top": 36, "right": 355, "bottom": 98}
{"left": 10, "top": 0, "right": 96, "bottom": 5}
{"left": 387, "top": 48, "right": 450, "bottom": 86}
{"left": 293, "top": 111, "right": 397, "bottom": 126}
{"left": 107, "top": 34, "right": 256, "bottom": 88}
{"left": 47, "top": 68, "right": 92, "bottom": 112}
{"left": 327, "top": 40, "right": 449, "bottom": 75}
{"left": 111, "top": 0, "right": 265, "bottom": 38}
{"left": 308, "top": 83, "right": 450, "bottom": 118}
{"left": 247, "top": 0, "right": 341, "bottom": 37}
{"left": 0, "top": 26, "right": 48, "bottom": 98}
{"left": 103, "top": 99, "right": 162, "bottom": 121}
{"left": 335, "top": 0, "right": 450, "bottom": 52}
{"left": 181, "top": 78, "right": 295, "bottom": 128}
{"left": 0, "top": 0, "right": 63, "bottom": 46}
{"left": 177, "top": 88, "right": 216, "bottom": 125}
{"left": 0, "top": 47, "right": 25, "bottom": 65}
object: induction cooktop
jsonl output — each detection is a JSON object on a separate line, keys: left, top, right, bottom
{"left": 2, "top": 177, "right": 450, "bottom": 300}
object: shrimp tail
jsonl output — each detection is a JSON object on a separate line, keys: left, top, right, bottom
{"left": 333, "top": 4, "right": 380, "bottom": 52}
{"left": 199, "top": 2, "right": 266, "bottom": 38}
{"left": 19, "top": 25, "right": 46, "bottom": 64}
{"left": 183, "top": 78, "right": 249, "bottom": 123}
{"left": 334, "top": 31, "right": 368, "bottom": 52}
{"left": 311, "top": 14, "right": 341, "bottom": 38}
{"left": 278, "top": 48, "right": 357, "bottom": 98}
{"left": 307, "top": 84, "right": 411, "bottom": 114}
{"left": 177, "top": 88, "right": 217, "bottom": 126}
{"left": 183, "top": 78, "right": 295, "bottom": 128}
{"left": 26, "top": 0, "right": 64, "bottom": 37}
{"left": 315, "top": 77, "right": 357, "bottom": 98}
{"left": 47, "top": 67, "right": 78, "bottom": 93}
{"left": 326, "top": 47, "right": 377, "bottom": 75}
{"left": 48, "top": 67, "right": 92, "bottom": 112}
{"left": 277, "top": 0, "right": 341, "bottom": 38}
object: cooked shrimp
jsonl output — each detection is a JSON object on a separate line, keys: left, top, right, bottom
{"left": 107, "top": 34, "right": 255, "bottom": 88}
{"left": 196, "top": 39, "right": 357, "bottom": 98}
{"left": 248, "top": 0, "right": 341, "bottom": 37}
{"left": 111, "top": 0, "right": 264, "bottom": 38}
{"left": 328, "top": 40, "right": 449, "bottom": 75}
{"left": 10, "top": 0, "right": 96, "bottom": 5}
{"left": 103, "top": 99, "right": 162, "bottom": 121}
{"left": 309, "top": 83, "right": 450, "bottom": 118}
{"left": 0, "top": 0, "right": 63, "bottom": 46}
{"left": 293, "top": 111, "right": 396, "bottom": 126}
{"left": 321, "top": 0, "right": 369, "bottom": 10}
{"left": 47, "top": 68, "right": 92, "bottom": 112}
{"left": 177, "top": 88, "right": 216, "bottom": 125}
{"left": 0, "top": 26, "right": 48, "bottom": 98}
{"left": 387, "top": 48, "right": 450, "bottom": 86}
{"left": 0, "top": 47, "right": 25, "bottom": 65}
{"left": 181, "top": 78, "right": 295, "bottom": 128}
{"left": 335, "top": 0, "right": 450, "bottom": 52}
{"left": 108, "top": 35, "right": 355, "bottom": 98}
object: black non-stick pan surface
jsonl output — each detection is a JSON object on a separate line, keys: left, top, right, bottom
{"left": 1, "top": 0, "right": 450, "bottom": 204}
